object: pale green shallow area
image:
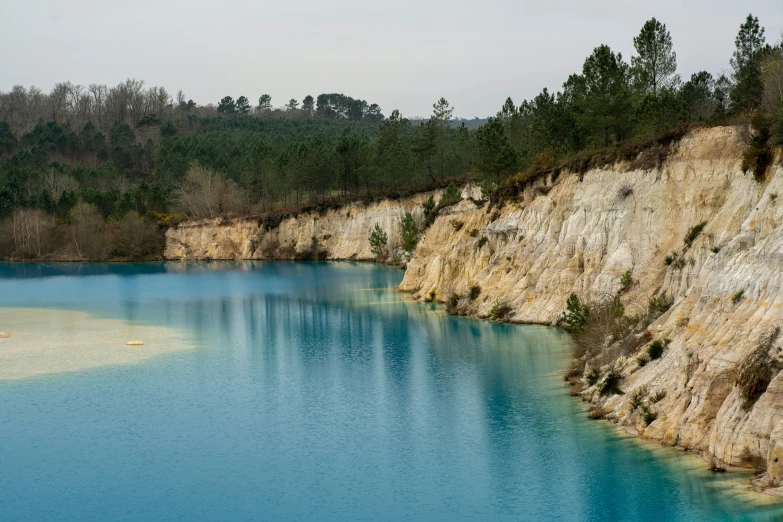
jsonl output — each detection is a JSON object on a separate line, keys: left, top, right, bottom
{"left": 0, "top": 261, "right": 781, "bottom": 521}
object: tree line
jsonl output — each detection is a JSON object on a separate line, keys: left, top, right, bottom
{"left": 0, "top": 13, "right": 781, "bottom": 260}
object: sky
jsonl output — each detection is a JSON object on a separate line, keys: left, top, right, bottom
{"left": 2, "top": 0, "right": 782, "bottom": 119}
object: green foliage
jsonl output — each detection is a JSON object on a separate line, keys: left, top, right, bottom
{"left": 450, "top": 220, "right": 464, "bottom": 231}
{"left": 447, "top": 293, "right": 460, "bottom": 312}
{"left": 620, "top": 269, "right": 632, "bottom": 291}
{"left": 467, "top": 228, "right": 479, "bottom": 237}
{"left": 422, "top": 196, "right": 435, "bottom": 217}
{"left": 477, "top": 237, "right": 488, "bottom": 248}
{"left": 730, "top": 14, "right": 769, "bottom": 112}
{"left": 648, "top": 293, "right": 674, "bottom": 317}
{"left": 631, "top": 18, "right": 678, "bottom": 96}
{"left": 440, "top": 183, "right": 461, "bottom": 206}
{"left": 368, "top": 223, "right": 388, "bottom": 257}
{"left": 400, "top": 212, "right": 419, "bottom": 254}
{"left": 732, "top": 289, "right": 745, "bottom": 305}
{"left": 586, "top": 368, "right": 601, "bottom": 386}
{"left": 647, "top": 338, "right": 671, "bottom": 360}
{"left": 629, "top": 386, "right": 648, "bottom": 409}
{"left": 561, "top": 293, "right": 590, "bottom": 335}
{"left": 636, "top": 354, "right": 651, "bottom": 367}
{"left": 599, "top": 367, "right": 623, "bottom": 395}
{"left": 642, "top": 406, "right": 659, "bottom": 425}
{"left": 684, "top": 220, "right": 707, "bottom": 247}
{"left": 649, "top": 390, "right": 667, "bottom": 404}
{"left": 469, "top": 285, "right": 481, "bottom": 300}
{"left": 578, "top": 44, "right": 632, "bottom": 147}
{"left": 489, "top": 300, "right": 511, "bottom": 321}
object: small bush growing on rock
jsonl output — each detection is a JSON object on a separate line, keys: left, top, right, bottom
{"left": 648, "top": 293, "right": 673, "bottom": 318}
{"left": 617, "top": 184, "right": 633, "bottom": 200}
{"left": 770, "top": 193, "right": 778, "bottom": 203}
{"left": 599, "top": 368, "right": 623, "bottom": 395}
{"left": 446, "top": 293, "right": 461, "bottom": 314}
{"left": 467, "top": 228, "right": 479, "bottom": 237}
{"left": 664, "top": 251, "right": 687, "bottom": 269}
{"left": 587, "top": 408, "right": 605, "bottom": 420}
{"left": 368, "top": 224, "right": 388, "bottom": 258}
{"left": 636, "top": 354, "right": 651, "bottom": 367}
{"left": 642, "top": 406, "right": 658, "bottom": 425}
{"left": 684, "top": 221, "right": 708, "bottom": 247}
{"left": 440, "top": 183, "right": 462, "bottom": 207}
{"left": 711, "top": 245, "right": 721, "bottom": 254}
{"left": 647, "top": 338, "right": 671, "bottom": 360}
{"left": 620, "top": 270, "right": 632, "bottom": 292}
{"left": 629, "top": 386, "right": 648, "bottom": 409}
{"left": 489, "top": 301, "right": 511, "bottom": 321}
{"left": 561, "top": 294, "right": 590, "bottom": 335}
{"left": 649, "top": 390, "right": 667, "bottom": 404}
{"left": 586, "top": 367, "right": 601, "bottom": 386}
{"left": 450, "top": 220, "right": 464, "bottom": 231}
{"left": 422, "top": 196, "right": 435, "bottom": 217}
{"left": 477, "top": 237, "right": 488, "bottom": 248}
{"left": 469, "top": 285, "right": 481, "bottom": 300}
{"left": 732, "top": 289, "right": 745, "bottom": 305}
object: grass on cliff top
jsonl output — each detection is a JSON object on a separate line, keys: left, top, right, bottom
{"left": 489, "top": 122, "right": 705, "bottom": 206}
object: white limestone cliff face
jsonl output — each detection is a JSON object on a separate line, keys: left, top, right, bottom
{"left": 165, "top": 191, "right": 461, "bottom": 262}
{"left": 165, "top": 126, "right": 783, "bottom": 489}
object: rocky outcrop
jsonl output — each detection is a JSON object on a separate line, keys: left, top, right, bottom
{"left": 165, "top": 193, "right": 441, "bottom": 262}
{"left": 165, "top": 126, "right": 783, "bottom": 490}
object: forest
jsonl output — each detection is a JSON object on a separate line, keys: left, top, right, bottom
{"left": 0, "top": 14, "right": 782, "bottom": 260}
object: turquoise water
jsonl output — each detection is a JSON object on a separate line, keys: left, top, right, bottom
{"left": 0, "top": 262, "right": 782, "bottom": 521}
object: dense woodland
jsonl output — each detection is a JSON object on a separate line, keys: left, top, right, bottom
{"left": 1, "top": 14, "right": 782, "bottom": 260}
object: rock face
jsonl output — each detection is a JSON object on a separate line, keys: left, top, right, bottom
{"left": 165, "top": 193, "right": 440, "bottom": 262}
{"left": 165, "top": 126, "right": 783, "bottom": 487}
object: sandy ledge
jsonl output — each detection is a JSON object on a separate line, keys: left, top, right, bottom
{"left": 0, "top": 307, "right": 197, "bottom": 380}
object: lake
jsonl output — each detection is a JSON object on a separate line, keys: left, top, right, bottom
{"left": 0, "top": 262, "right": 781, "bottom": 521}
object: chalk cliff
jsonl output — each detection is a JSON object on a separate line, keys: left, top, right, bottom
{"left": 165, "top": 126, "right": 783, "bottom": 491}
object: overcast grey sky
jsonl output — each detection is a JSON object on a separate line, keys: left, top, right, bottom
{"left": 2, "top": 0, "right": 782, "bottom": 118}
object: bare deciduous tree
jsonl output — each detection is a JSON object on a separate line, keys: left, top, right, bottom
{"left": 12, "top": 209, "right": 53, "bottom": 258}
{"left": 175, "top": 165, "right": 245, "bottom": 218}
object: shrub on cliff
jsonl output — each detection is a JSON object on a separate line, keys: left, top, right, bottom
{"left": 561, "top": 294, "right": 590, "bottom": 335}
{"left": 489, "top": 300, "right": 511, "bottom": 321}
{"left": 684, "top": 221, "right": 707, "bottom": 247}
{"left": 401, "top": 212, "right": 419, "bottom": 255}
{"left": 647, "top": 338, "right": 671, "bottom": 360}
{"left": 439, "top": 183, "right": 461, "bottom": 207}
{"left": 368, "top": 224, "right": 388, "bottom": 258}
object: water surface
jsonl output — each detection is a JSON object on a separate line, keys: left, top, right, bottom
{"left": 0, "top": 261, "right": 781, "bottom": 521}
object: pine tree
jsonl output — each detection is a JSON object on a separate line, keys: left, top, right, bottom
{"left": 730, "top": 14, "right": 769, "bottom": 112}
{"left": 631, "top": 18, "right": 678, "bottom": 96}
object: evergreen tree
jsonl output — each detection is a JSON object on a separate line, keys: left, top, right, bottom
{"left": 235, "top": 96, "right": 251, "bottom": 115}
{"left": 257, "top": 94, "right": 272, "bottom": 112}
{"left": 301, "top": 95, "right": 315, "bottom": 116}
{"left": 286, "top": 99, "right": 299, "bottom": 111}
{"left": 730, "top": 14, "right": 769, "bottom": 112}
{"left": 217, "top": 96, "right": 236, "bottom": 115}
{"left": 680, "top": 71, "right": 715, "bottom": 121}
{"left": 476, "top": 117, "right": 518, "bottom": 181}
{"left": 631, "top": 18, "right": 678, "bottom": 96}
{"left": 579, "top": 45, "right": 632, "bottom": 146}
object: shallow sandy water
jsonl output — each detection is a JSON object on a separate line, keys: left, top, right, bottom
{"left": 0, "top": 307, "right": 197, "bottom": 380}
